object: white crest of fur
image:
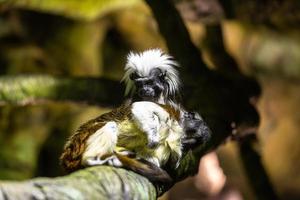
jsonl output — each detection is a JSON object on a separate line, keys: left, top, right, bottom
{"left": 122, "top": 49, "right": 180, "bottom": 98}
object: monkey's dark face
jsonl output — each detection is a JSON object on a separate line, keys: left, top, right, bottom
{"left": 130, "top": 68, "right": 166, "bottom": 101}
{"left": 181, "top": 111, "right": 211, "bottom": 149}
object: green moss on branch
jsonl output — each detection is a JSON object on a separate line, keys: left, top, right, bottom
{"left": 0, "top": 0, "right": 139, "bottom": 20}
{"left": 0, "top": 166, "right": 157, "bottom": 200}
{"left": 0, "top": 75, "right": 123, "bottom": 106}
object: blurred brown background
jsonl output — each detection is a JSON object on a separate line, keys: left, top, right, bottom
{"left": 0, "top": 0, "right": 300, "bottom": 199}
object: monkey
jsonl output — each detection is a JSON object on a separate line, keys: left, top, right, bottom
{"left": 60, "top": 49, "right": 210, "bottom": 183}
{"left": 123, "top": 49, "right": 210, "bottom": 150}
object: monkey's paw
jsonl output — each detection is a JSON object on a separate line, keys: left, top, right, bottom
{"left": 85, "top": 155, "right": 122, "bottom": 167}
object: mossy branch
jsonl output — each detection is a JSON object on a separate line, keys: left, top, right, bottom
{"left": 0, "top": 75, "right": 124, "bottom": 106}
{"left": 0, "top": 166, "right": 157, "bottom": 200}
{"left": 0, "top": 0, "right": 138, "bottom": 20}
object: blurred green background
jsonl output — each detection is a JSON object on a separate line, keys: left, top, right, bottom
{"left": 0, "top": 0, "right": 300, "bottom": 199}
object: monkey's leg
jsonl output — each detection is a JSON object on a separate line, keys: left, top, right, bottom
{"left": 81, "top": 121, "right": 119, "bottom": 166}
{"left": 86, "top": 149, "right": 136, "bottom": 168}
{"left": 131, "top": 102, "right": 169, "bottom": 148}
{"left": 114, "top": 152, "right": 172, "bottom": 183}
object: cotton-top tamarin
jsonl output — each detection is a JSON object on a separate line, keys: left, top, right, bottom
{"left": 60, "top": 49, "right": 210, "bottom": 182}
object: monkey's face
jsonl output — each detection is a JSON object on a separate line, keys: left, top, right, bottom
{"left": 182, "top": 112, "right": 203, "bottom": 135}
{"left": 130, "top": 68, "right": 166, "bottom": 101}
{"left": 181, "top": 111, "right": 211, "bottom": 149}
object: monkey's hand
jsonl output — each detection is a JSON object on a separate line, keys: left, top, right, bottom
{"left": 131, "top": 101, "right": 169, "bottom": 148}
{"left": 181, "top": 111, "right": 211, "bottom": 150}
{"left": 84, "top": 149, "right": 135, "bottom": 168}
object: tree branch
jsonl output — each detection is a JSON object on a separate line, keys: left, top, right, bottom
{"left": 204, "top": 24, "right": 240, "bottom": 74}
{"left": 238, "top": 134, "right": 279, "bottom": 200}
{"left": 145, "top": 0, "right": 262, "bottom": 194}
{"left": 145, "top": 0, "right": 259, "bottom": 144}
{"left": 0, "top": 166, "right": 157, "bottom": 200}
{"left": 0, "top": 0, "right": 138, "bottom": 20}
{"left": 144, "top": 0, "right": 208, "bottom": 75}
{"left": 203, "top": 23, "right": 279, "bottom": 199}
{"left": 0, "top": 75, "right": 124, "bottom": 106}
{"left": 223, "top": 0, "right": 300, "bottom": 30}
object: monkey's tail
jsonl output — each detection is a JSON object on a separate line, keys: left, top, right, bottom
{"left": 59, "top": 131, "right": 90, "bottom": 173}
{"left": 60, "top": 149, "right": 83, "bottom": 173}
{"left": 114, "top": 153, "right": 172, "bottom": 184}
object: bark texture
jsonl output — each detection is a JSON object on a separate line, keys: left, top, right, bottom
{"left": 0, "top": 166, "right": 156, "bottom": 200}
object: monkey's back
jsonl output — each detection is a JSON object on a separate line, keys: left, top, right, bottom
{"left": 60, "top": 104, "right": 132, "bottom": 172}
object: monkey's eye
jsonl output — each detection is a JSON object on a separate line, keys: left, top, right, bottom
{"left": 158, "top": 72, "right": 166, "bottom": 81}
{"left": 130, "top": 72, "right": 140, "bottom": 80}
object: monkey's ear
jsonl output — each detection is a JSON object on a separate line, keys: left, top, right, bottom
{"left": 129, "top": 72, "right": 140, "bottom": 80}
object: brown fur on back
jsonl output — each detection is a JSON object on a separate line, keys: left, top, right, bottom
{"left": 60, "top": 103, "right": 132, "bottom": 172}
